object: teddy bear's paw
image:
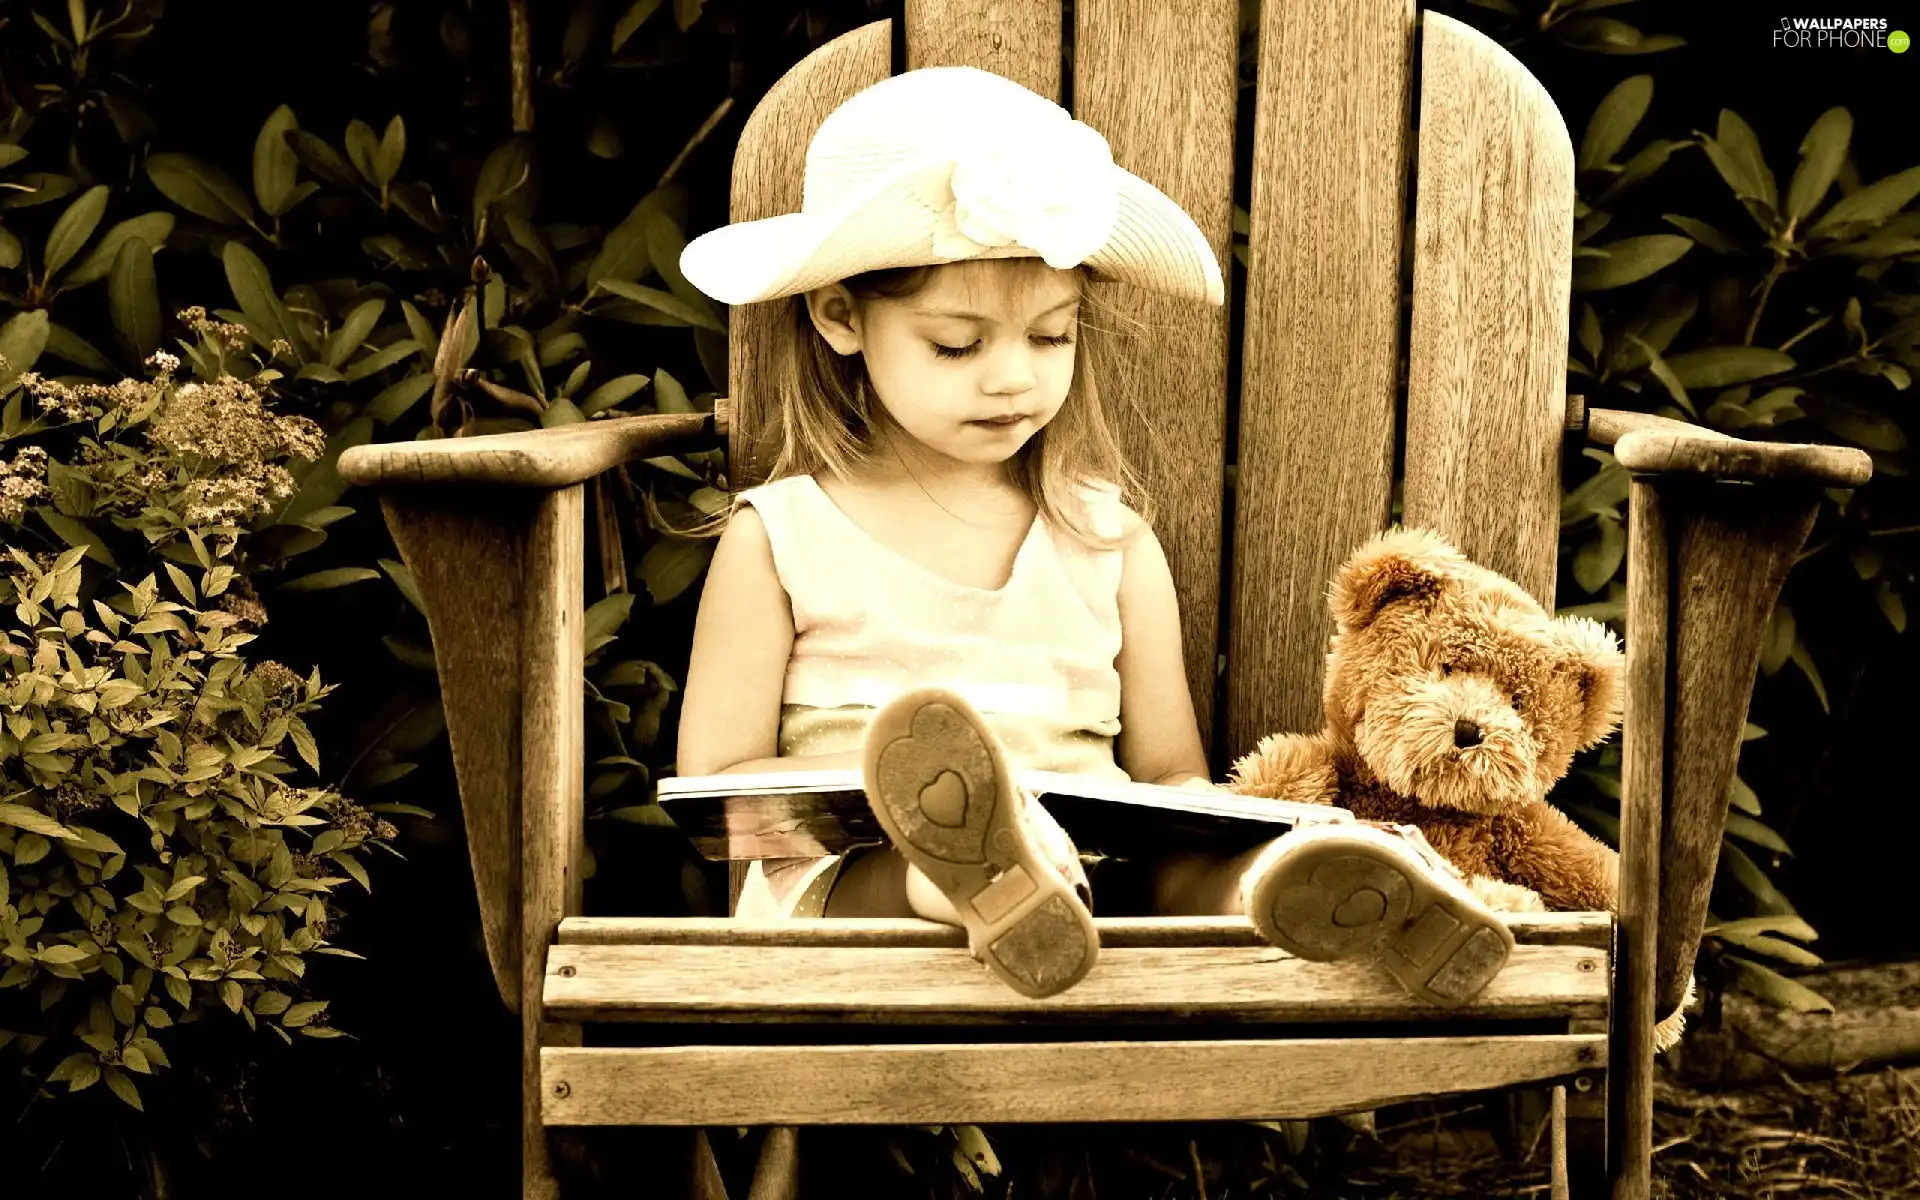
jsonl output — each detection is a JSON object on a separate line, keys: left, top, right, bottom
{"left": 1226, "top": 732, "right": 1341, "bottom": 804}
{"left": 1468, "top": 875, "right": 1547, "bottom": 913}
{"left": 1652, "top": 973, "right": 1699, "bottom": 1054}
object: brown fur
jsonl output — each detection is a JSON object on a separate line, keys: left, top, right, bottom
{"left": 1229, "top": 528, "right": 1691, "bottom": 1044}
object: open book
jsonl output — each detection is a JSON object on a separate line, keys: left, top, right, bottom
{"left": 655, "top": 767, "right": 1351, "bottom": 861}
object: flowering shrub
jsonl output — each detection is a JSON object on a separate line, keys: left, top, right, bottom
{"left": 0, "top": 329, "right": 395, "bottom": 1110}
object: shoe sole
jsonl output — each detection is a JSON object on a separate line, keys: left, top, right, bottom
{"left": 1244, "top": 824, "right": 1514, "bottom": 1005}
{"left": 863, "top": 686, "right": 1098, "bottom": 999}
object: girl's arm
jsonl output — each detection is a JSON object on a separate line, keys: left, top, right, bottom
{"left": 1112, "top": 506, "right": 1214, "bottom": 788}
{"left": 677, "top": 505, "right": 852, "bottom": 777}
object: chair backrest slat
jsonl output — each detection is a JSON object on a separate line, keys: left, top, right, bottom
{"left": 905, "top": 0, "right": 1061, "bottom": 96}
{"left": 727, "top": 20, "right": 894, "bottom": 488}
{"left": 1226, "top": 0, "right": 1416, "bottom": 752}
{"left": 1402, "top": 13, "right": 1573, "bottom": 610}
{"left": 1072, "top": 0, "right": 1237, "bottom": 754}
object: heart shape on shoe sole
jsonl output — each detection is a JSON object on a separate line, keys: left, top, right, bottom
{"left": 872, "top": 702, "right": 1002, "bottom": 865}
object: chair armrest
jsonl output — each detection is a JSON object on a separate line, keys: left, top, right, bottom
{"left": 338, "top": 401, "right": 730, "bottom": 490}
{"left": 1587, "top": 407, "right": 1870, "bottom": 488}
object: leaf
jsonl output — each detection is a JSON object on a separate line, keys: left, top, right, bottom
{"left": 0, "top": 308, "right": 51, "bottom": 389}
{"left": 541, "top": 396, "right": 585, "bottom": 427}
{"left": 471, "top": 136, "right": 535, "bottom": 232}
{"left": 1788, "top": 638, "right": 1829, "bottom": 713}
{"left": 1806, "top": 165, "right": 1920, "bottom": 239}
{"left": 378, "top": 558, "right": 426, "bottom": 616}
{"left": 1660, "top": 214, "right": 1741, "bottom": 256}
{"left": 43, "top": 185, "right": 109, "bottom": 280}
{"left": 0, "top": 227, "right": 19, "bottom": 270}
{"left": 253, "top": 105, "right": 301, "bottom": 216}
{"left": 1578, "top": 75, "right": 1652, "bottom": 173}
{"left": 1707, "top": 914, "right": 1817, "bottom": 942}
{"left": 1628, "top": 336, "right": 1695, "bottom": 418}
{"left": 145, "top": 153, "right": 254, "bottom": 226}
{"left": 1711, "top": 109, "right": 1779, "bottom": 213}
{"left": 282, "top": 1000, "right": 327, "bottom": 1028}
{"left": 1726, "top": 774, "right": 1760, "bottom": 815}
{"left": 42, "top": 323, "right": 115, "bottom": 372}
{"left": 673, "top": 0, "right": 704, "bottom": 30}
{"left": 1725, "top": 957, "right": 1832, "bottom": 1013}
{"left": 222, "top": 241, "right": 296, "bottom": 359}
{"left": 1786, "top": 108, "right": 1852, "bottom": 225}
{"left": 612, "top": 0, "right": 664, "bottom": 50}
{"left": 1800, "top": 395, "right": 1907, "bottom": 451}
{"left": 587, "top": 190, "right": 672, "bottom": 288}
{"left": 343, "top": 337, "right": 421, "bottom": 381}
{"left": 1760, "top": 604, "right": 1794, "bottom": 676}
{"left": 584, "top": 592, "right": 637, "bottom": 643}
{"left": 38, "top": 509, "right": 115, "bottom": 566}
{"left": 1663, "top": 346, "right": 1795, "bottom": 389}
{"left": 580, "top": 373, "right": 649, "bottom": 416}
{"left": 636, "top": 536, "right": 714, "bottom": 605}
{"left": 367, "top": 373, "right": 433, "bottom": 423}
{"left": 401, "top": 301, "right": 439, "bottom": 359}
{"left": 325, "top": 298, "right": 386, "bottom": 369}
{"left": 1720, "top": 843, "right": 1795, "bottom": 915}
{"left": 595, "top": 279, "right": 724, "bottom": 330}
{"left": 1572, "top": 512, "right": 1625, "bottom": 593}
{"left": 281, "top": 567, "right": 380, "bottom": 592}
{"left": 286, "top": 131, "right": 360, "bottom": 189}
{"left": 108, "top": 239, "right": 160, "bottom": 362}
{"left": 104, "top": 1068, "right": 144, "bottom": 1111}
{"left": 653, "top": 366, "right": 691, "bottom": 413}
{"left": 344, "top": 120, "right": 381, "bottom": 185}
{"left": 1724, "top": 812, "right": 1792, "bottom": 856}
{"left": 376, "top": 116, "right": 406, "bottom": 186}
{"left": 61, "top": 212, "right": 173, "bottom": 288}
{"left": 1874, "top": 580, "right": 1906, "bottom": 634}
{"left": 1571, "top": 235, "right": 1692, "bottom": 292}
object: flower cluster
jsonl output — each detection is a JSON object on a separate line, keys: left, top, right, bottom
{"left": 0, "top": 446, "right": 48, "bottom": 522}
{"left": 921, "top": 112, "right": 1120, "bottom": 270}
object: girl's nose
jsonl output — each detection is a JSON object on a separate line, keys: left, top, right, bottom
{"left": 982, "top": 342, "right": 1037, "bottom": 394}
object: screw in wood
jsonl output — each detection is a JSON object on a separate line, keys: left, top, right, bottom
{"left": 552, "top": 1081, "right": 571, "bottom": 1098}
{"left": 1574, "top": 1075, "right": 1594, "bottom": 1093}
{"left": 558, "top": 964, "right": 577, "bottom": 977}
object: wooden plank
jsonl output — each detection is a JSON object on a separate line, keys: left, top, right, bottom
{"left": 727, "top": 21, "right": 892, "bottom": 488}
{"left": 1613, "top": 429, "right": 1869, "bottom": 488}
{"left": 904, "top": 0, "right": 1060, "bottom": 98}
{"left": 1402, "top": 12, "right": 1574, "bottom": 611}
{"left": 544, "top": 943, "right": 1606, "bottom": 1024}
{"left": 1074, "top": 0, "right": 1237, "bottom": 756}
{"left": 1656, "top": 488, "right": 1818, "bottom": 1018}
{"left": 381, "top": 489, "right": 535, "bottom": 1011}
{"left": 1228, "top": 0, "right": 1414, "bottom": 751}
{"left": 543, "top": 1034, "right": 1605, "bottom": 1126}
{"left": 1615, "top": 477, "right": 1668, "bottom": 1200}
{"left": 338, "top": 409, "right": 723, "bottom": 489}
{"left": 519, "top": 485, "right": 585, "bottom": 1200}
{"left": 558, "top": 911, "right": 1613, "bottom": 949}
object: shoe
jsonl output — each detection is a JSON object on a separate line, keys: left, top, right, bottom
{"left": 1241, "top": 821, "right": 1514, "bottom": 1005}
{"left": 863, "top": 686, "right": 1099, "bottom": 998}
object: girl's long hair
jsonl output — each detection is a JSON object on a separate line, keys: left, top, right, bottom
{"left": 692, "top": 258, "right": 1158, "bottom": 549}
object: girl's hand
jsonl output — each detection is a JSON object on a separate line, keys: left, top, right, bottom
{"left": 1173, "top": 776, "right": 1224, "bottom": 793}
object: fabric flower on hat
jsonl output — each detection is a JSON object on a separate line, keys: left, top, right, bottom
{"left": 919, "top": 113, "right": 1121, "bottom": 270}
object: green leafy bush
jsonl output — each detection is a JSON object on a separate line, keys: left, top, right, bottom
{"left": 1, "top": 341, "right": 398, "bottom": 1110}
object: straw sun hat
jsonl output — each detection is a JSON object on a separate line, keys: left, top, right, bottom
{"left": 678, "top": 66, "right": 1225, "bottom": 308}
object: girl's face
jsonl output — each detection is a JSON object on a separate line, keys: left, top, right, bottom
{"left": 807, "top": 259, "right": 1082, "bottom": 471}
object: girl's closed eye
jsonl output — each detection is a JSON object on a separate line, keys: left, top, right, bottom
{"left": 931, "top": 332, "right": 1076, "bottom": 360}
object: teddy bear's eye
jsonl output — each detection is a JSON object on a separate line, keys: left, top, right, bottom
{"left": 1511, "top": 693, "right": 1525, "bottom": 712}
{"left": 1440, "top": 662, "right": 1454, "bottom": 677}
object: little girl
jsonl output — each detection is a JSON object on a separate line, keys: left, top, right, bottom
{"left": 674, "top": 66, "right": 1512, "bottom": 1004}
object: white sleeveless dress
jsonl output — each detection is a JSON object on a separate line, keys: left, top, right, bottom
{"left": 729, "top": 472, "right": 1130, "bottom": 915}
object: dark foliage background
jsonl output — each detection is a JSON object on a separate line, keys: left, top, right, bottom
{"left": 0, "top": 0, "right": 1914, "bottom": 1197}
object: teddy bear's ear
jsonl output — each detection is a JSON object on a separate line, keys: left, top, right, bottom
{"left": 1329, "top": 528, "right": 1463, "bottom": 631}
{"left": 1557, "top": 615, "right": 1626, "bottom": 748}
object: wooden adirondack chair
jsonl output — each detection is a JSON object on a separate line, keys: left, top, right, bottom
{"left": 337, "top": 2, "right": 1872, "bottom": 1197}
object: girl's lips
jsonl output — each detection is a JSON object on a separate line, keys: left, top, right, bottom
{"left": 968, "top": 414, "right": 1028, "bottom": 427}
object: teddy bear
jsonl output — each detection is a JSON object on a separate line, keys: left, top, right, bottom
{"left": 1227, "top": 526, "right": 1692, "bottom": 1048}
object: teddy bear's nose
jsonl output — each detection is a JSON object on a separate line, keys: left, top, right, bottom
{"left": 1453, "top": 718, "right": 1483, "bottom": 749}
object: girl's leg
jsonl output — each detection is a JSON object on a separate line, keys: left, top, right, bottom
{"left": 860, "top": 685, "right": 1098, "bottom": 998}
{"left": 1151, "top": 824, "right": 1515, "bottom": 1006}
